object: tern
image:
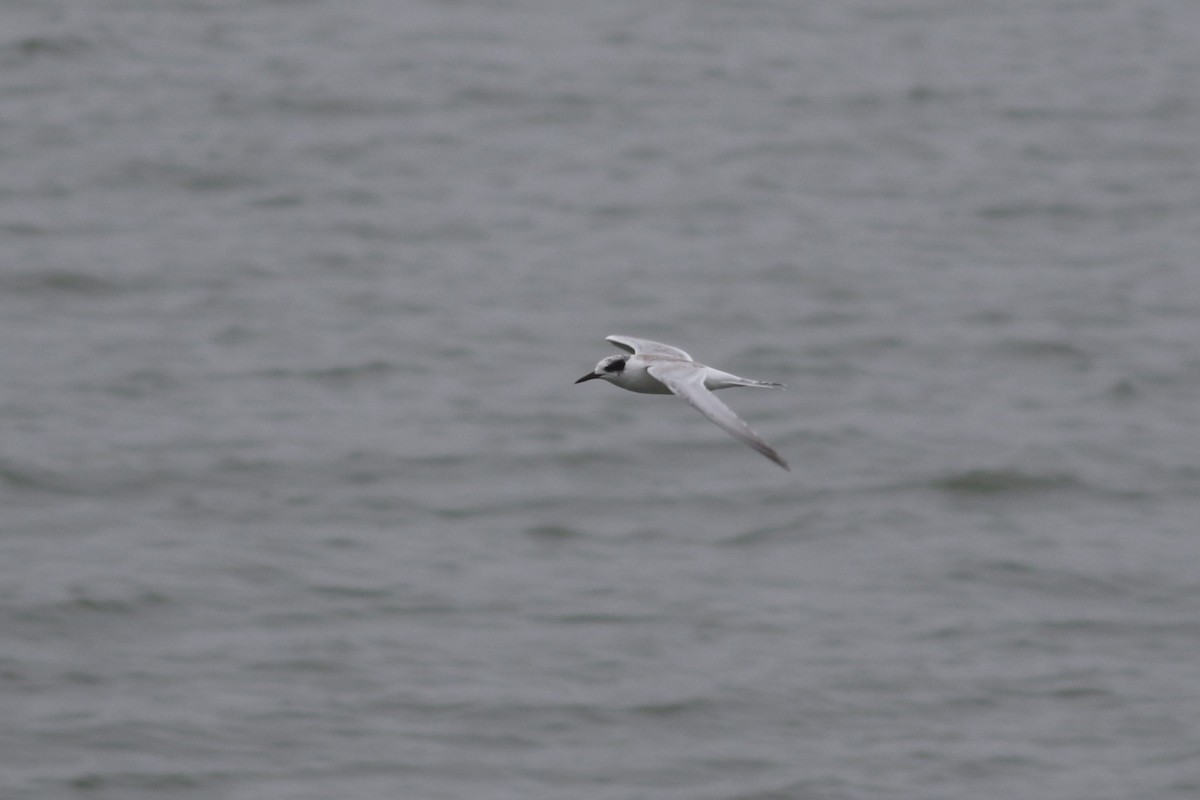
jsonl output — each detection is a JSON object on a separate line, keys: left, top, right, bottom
{"left": 575, "top": 335, "right": 789, "bottom": 469}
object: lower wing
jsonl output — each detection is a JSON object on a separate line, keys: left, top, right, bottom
{"left": 647, "top": 362, "right": 789, "bottom": 470}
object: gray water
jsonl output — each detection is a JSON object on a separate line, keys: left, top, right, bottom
{"left": 3, "top": 1, "right": 1200, "bottom": 798}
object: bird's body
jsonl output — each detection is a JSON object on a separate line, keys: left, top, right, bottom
{"left": 575, "top": 335, "right": 789, "bottom": 470}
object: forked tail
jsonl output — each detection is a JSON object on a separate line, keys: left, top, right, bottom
{"left": 706, "top": 369, "right": 786, "bottom": 390}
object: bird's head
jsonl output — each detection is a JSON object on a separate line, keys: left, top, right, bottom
{"left": 575, "top": 354, "right": 628, "bottom": 385}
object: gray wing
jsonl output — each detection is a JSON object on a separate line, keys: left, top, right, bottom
{"left": 606, "top": 335, "right": 692, "bottom": 361}
{"left": 647, "top": 362, "right": 790, "bottom": 470}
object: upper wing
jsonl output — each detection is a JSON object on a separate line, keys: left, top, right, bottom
{"left": 647, "top": 362, "right": 790, "bottom": 470}
{"left": 606, "top": 335, "right": 692, "bottom": 361}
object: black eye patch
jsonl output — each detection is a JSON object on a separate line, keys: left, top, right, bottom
{"left": 604, "top": 359, "right": 625, "bottom": 373}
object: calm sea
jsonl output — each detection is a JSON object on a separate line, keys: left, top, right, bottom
{"left": 3, "top": 1, "right": 1200, "bottom": 798}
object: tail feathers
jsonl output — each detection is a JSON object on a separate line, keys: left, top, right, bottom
{"left": 707, "top": 370, "right": 786, "bottom": 390}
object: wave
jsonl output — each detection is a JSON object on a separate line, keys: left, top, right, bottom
{"left": 929, "top": 468, "right": 1084, "bottom": 496}
{"left": 0, "top": 459, "right": 80, "bottom": 496}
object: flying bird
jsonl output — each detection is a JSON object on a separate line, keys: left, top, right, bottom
{"left": 575, "top": 335, "right": 789, "bottom": 469}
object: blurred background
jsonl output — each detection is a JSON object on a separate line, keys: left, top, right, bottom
{"left": 2, "top": 1, "right": 1199, "bottom": 798}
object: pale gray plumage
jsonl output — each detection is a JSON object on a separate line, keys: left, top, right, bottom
{"left": 575, "top": 336, "right": 789, "bottom": 470}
